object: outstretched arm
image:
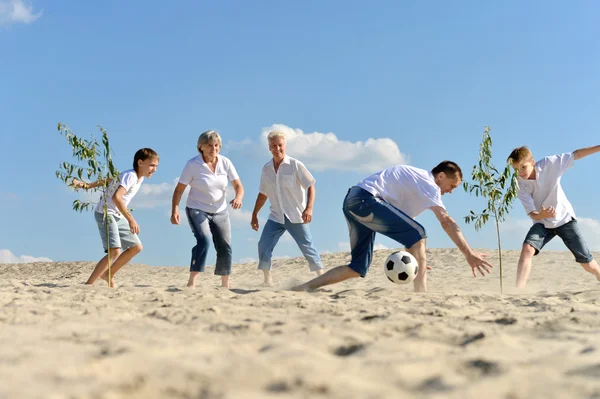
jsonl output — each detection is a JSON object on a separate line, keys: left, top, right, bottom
{"left": 574, "top": 145, "right": 600, "bottom": 161}
{"left": 71, "top": 178, "right": 106, "bottom": 190}
{"left": 251, "top": 193, "right": 268, "bottom": 231}
{"left": 430, "top": 206, "right": 493, "bottom": 277}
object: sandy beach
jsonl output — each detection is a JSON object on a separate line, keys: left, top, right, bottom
{"left": 1, "top": 248, "right": 599, "bottom": 399}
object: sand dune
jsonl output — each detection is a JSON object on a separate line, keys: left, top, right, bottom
{"left": 1, "top": 248, "right": 599, "bottom": 398}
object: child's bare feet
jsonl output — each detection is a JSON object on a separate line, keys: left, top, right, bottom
{"left": 100, "top": 273, "right": 116, "bottom": 288}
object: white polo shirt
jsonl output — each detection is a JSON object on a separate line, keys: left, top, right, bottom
{"left": 357, "top": 165, "right": 445, "bottom": 218}
{"left": 95, "top": 169, "right": 143, "bottom": 215}
{"left": 179, "top": 154, "right": 240, "bottom": 213}
{"left": 259, "top": 155, "right": 315, "bottom": 224}
{"left": 517, "top": 152, "right": 575, "bottom": 229}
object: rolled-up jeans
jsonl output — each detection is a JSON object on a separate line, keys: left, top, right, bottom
{"left": 257, "top": 216, "right": 323, "bottom": 272}
{"left": 185, "top": 207, "right": 232, "bottom": 275}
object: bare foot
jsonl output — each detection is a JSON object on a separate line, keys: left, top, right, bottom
{"left": 100, "top": 274, "right": 116, "bottom": 288}
{"left": 413, "top": 281, "right": 427, "bottom": 292}
{"left": 291, "top": 283, "right": 310, "bottom": 292}
{"left": 221, "top": 276, "right": 230, "bottom": 289}
{"left": 315, "top": 269, "right": 324, "bottom": 276}
{"left": 259, "top": 281, "right": 274, "bottom": 287}
{"left": 187, "top": 272, "right": 199, "bottom": 288}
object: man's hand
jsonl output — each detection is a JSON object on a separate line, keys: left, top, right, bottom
{"left": 251, "top": 214, "right": 260, "bottom": 231}
{"left": 170, "top": 210, "right": 180, "bottom": 225}
{"left": 230, "top": 197, "right": 243, "bottom": 210}
{"left": 466, "top": 252, "right": 493, "bottom": 277}
{"left": 302, "top": 207, "right": 313, "bottom": 224}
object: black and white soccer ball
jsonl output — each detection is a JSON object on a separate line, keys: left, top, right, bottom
{"left": 384, "top": 251, "right": 418, "bottom": 284}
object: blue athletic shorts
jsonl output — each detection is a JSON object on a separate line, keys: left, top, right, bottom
{"left": 342, "top": 186, "right": 427, "bottom": 277}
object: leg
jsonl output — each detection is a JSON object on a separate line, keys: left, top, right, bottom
{"left": 292, "top": 266, "right": 360, "bottom": 291}
{"left": 292, "top": 188, "right": 376, "bottom": 291}
{"left": 284, "top": 217, "right": 324, "bottom": 275}
{"left": 516, "top": 243, "right": 536, "bottom": 288}
{"left": 406, "top": 238, "right": 427, "bottom": 292}
{"left": 257, "top": 219, "right": 286, "bottom": 286}
{"left": 86, "top": 247, "right": 121, "bottom": 285}
{"left": 556, "top": 219, "right": 600, "bottom": 280}
{"left": 186, "top": 208, "right": 211, "bottom": 288}
{"left": 100, "top": 244, "right": 143, "bottom": 287}
{"left": 100, "top": 216, "right": 144, "bottom": 287}
{"left": 516, "top": 223, "right": 552, "bottom": 289}
{"left": 210, "top": 211, "right": 233, "bottom": 288}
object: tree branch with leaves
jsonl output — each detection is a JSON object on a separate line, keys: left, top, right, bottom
{"left": 55, "top": 123, "right": 119, "bottom": 282}
{"left": 463, "top": 126, "right": 518, "bottom": 292}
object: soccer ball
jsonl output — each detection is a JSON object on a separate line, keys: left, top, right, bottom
{"left": 384, "top": 251, "right": 418, "bottom": 284}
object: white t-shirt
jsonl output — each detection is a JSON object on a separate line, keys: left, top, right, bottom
{"left": 179, "top": 154, "right": 240, "bottom": 213}
{"left": 259, "top": 155, "right": 316, "bottom": 224}
{"left": 95, "top": 169, "right": 144, "bottom": 215}
{"left": 517, "top": 152, "right": 575, "bottom": 229}
{"left": 357, "top": 165, "right": 445, "bottom": 218}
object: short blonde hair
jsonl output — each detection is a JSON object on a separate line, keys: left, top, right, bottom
{"left": 197, "top": 130, "right": 222, "bottom": 153}
{"left": 267, "top": 130, "right": 286, "bottom": 142}
{"left": 507, "top": 146, "right": 533, "bottom": 165}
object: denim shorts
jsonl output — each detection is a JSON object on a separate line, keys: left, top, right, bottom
{"left": 95, "top": 211, "right": 141, "bottom": 253}
{"left": 524, "top": 219, "right": 593, "bottom": 263}
{"left": 343, "top": 186, "right": 427, "bottom": 277}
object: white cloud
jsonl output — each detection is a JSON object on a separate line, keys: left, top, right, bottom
{"left": 374, "top": 243, "right": 389, "bottom": 250}
{"left": 0, "top": 0, "right": 42, "bottom": 27}
{"left": 577, "top": 217, "right": 600, "bottom": 251}
{"left": 228, "top": 123, "right": 408, "bottom": 173}
{"left": 238, "top": 257, "right": 257, "bottom": 264}
{"left": 262, "top": 124, "right": 408, "bottom": 172}
{"left": 0, "top": 249, "right": 51, "bottom": 263}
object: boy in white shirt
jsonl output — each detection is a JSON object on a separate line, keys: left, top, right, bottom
{"left": 508, "top": 145, "right": 600, "bottom": 288}
{"left": 73, "top": 148, "right": 159, "bottom": 287}
{"left": 292, "top": 161, "right": 492, "bottom": 292}
{"left": 251, "top": 131, "right": 324, "bottom": 286}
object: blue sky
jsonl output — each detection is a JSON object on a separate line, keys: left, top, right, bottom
{"left": 1, "top": 0, "right": 599, "bottom": 267}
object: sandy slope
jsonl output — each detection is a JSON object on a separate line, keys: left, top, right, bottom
{"left": 1, "top": 248, "right": 599, "bottom": 399}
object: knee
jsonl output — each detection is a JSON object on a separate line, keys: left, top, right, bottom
{"left": 132, "top": 244, "right": 143, "bottom": 254}
{"left": 108, "top": 248, "right": 121, "bottom": 257}
{"left": 522, "top": 243, "right": 536, "bottom": 255}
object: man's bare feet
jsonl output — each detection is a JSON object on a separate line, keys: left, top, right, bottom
{"left": 291, "top": 283, "right": 310, "bottom": 292}
{"left": 413, "top": 280, "right": 427, "bottom": 292}
{"left": 315, "top": 269, "right": 324, "bottom": 276}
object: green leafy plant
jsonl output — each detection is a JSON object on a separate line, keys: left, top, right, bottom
{"left": 55, "top": 123, "right": 119, "bottom": 281}
{"left": 463, "top": 126, "right": 518, "bottom": 292}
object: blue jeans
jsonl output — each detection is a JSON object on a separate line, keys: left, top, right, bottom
{"left": 524, "top": 219, "right": 594, "bottom": 263}
{"left": 186, "top": 207, "right": 232, "bottom": 275}
{"left": 258, "top": 216, "right": 323, "bottom": 271}
{"left": 343, "top": 186, "right": 427, "bottom": 277}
